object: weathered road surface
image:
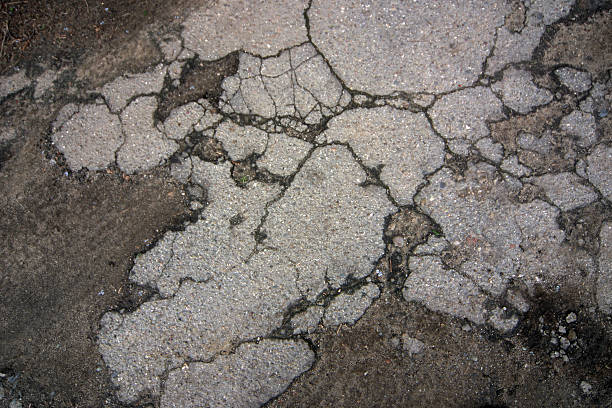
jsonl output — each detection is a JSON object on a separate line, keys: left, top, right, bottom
{"left": 1, "top": 0, "right": 611, "bottom": 407}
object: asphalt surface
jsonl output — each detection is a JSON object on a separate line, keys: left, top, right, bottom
{"left": 1, "top": 0, "right": 611, "bottom": 407}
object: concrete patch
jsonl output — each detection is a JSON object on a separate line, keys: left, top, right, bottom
{"left": 101, "top": 64, "right": 167, "bottom": 113}
{"left": 182, "top": 0, "right": 309, "bottom": 60}
{"left": 529, "top": 172, "right": 597, "bottom": 211}
{"left": 587, "top": 144, "right": 612, "bottom": 201}
{"left": 492, "top": 68, "right": 553, "bottom": 114}
{"left": 429, "top": 87, "right": 505, "bottom": 156}
{"left": 117, "top": 96, "right": 178, "bottom": 174}
{"left": 322, "top": 284, "right": 380, "bottom": 327}
{"left": 51, "top": 103, "right": 123, "bottom": 171}
{"left": 403, "top": 255, "right": 488, "bottom": 325}
{"left": 323, "top": 107, "right": 445, "bottom": 205}
{"left": 263, "top": 145, "right": 395, "bottom": 299}
{"left": 309, "top": 0, "right": 506, "bottom": 94}
{"left": 161, "top": 339, "right": 314, "bottom": 408}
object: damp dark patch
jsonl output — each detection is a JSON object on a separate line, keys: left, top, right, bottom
{"left": 192, "top": 135, "right": 227, "bottom": 163}
{"left": 559, "top": 201, "right": 611, "bottom": 253}
{"left": 0, "top": 0, "right": 202, "bottom": 76}
{"left": 157, "top": 53, "right": 239, "bottom": 121}
{"left": 231, "top": 156, "right": 257, "bottom": 187}
{"left": 536, "top": 9, "right": 612, "bottom": 80}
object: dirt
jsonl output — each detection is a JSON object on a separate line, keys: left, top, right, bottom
{"left": 0, "top": 0, "right": 210, "bottom": 76}
{"left": 0, "top": 131, "right": 191, "bottom": 407}
{"left": 538, "top": 10, "right": 611, "bottom": 80}
{"left": 268, "top": 291, "right": 611, "bottom": 408}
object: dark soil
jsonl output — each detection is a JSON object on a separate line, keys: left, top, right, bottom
{"left": 0, "top": 0, "right": 205, "bottom": 75}
{"left": 0, "top": 134, "right": 191, "bottom": 407}
{"left": 268, "top": 292, "right": 612, "bottom": 408}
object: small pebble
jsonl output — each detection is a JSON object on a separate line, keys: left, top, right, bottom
{"left": 580, "top": 381, "right": 593, "bottom": 395}
{"left": 566, "top": 312, "right": 577, "bottom": 324}
{"left": 392, "top": 236, "right": 405, "bottom": 247}
{"left": 560, "top": 337, "right": 570, "bottom": 350}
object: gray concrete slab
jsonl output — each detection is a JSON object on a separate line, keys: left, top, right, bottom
{"left": 309, "top": 0, "right": 506, "bottom": 94}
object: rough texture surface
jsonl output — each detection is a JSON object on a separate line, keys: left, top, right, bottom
{"left": 161, "top": 339, "right": 314, "bottom": 408}
{"left": 51, "top": 103, "right": 123, "bottom": 171}
{"left": 429, "top": 87, "right": 505, "bottom": 155}
{"left": 492, "top": 68, "right": 553, "bottom": 114}
{"left": 182, "top": 0, "right": 309, "bottom": 60}
{"left": 309, "top": 0, "right": 506, "bottom": 94}
{"left": 2, "top": 0, "right": 611, "bottom": 407}
{"left": 597, "top": 222, "right": 612, "bottom": 314}
{"left": 323, "top": 107, "right": 445, "bottom": 205}
{"left": 263, "top": 146, "right": 396, "bottom": 298}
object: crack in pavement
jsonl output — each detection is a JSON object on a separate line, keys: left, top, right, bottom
{"left": 3, "top": 0, "right": 611, "bottom": 406}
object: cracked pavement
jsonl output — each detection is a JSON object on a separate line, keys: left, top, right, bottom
{"left": 1, "top": 0, "right": 611, "bottom": 407}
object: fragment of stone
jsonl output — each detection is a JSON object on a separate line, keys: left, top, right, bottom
{"left": 517, "top": 131, "right": 552, "bottom": 154}
{"left": 160, "top": 339, "right": 314, "bottom": 408}
{"left": 51, "top": 103, "right": 123, "bottom": 171}
{"left": 560, "top": 110, "right": 597, "bottom": 148}
{"left": 597, "top": 222, "right": 612, "bottom": 314}
{"left": 486, "top": 26, "right": 544, "bottom": 75}
{"left": 403, "top": 256, "right": 488, "bottom": 325}
{"left": 586, "top": 144, "right": 612, "bottom": 201}
{"left": 476, "top": 138, "right": 504, "bottom": 163}
{"left": 263, "top": 146, "right": 395, "bottom": 300}
{"left": 214, "top": 120, "right": 268, "bottom": 160}
{"left": 430, "top": 87, "right": 505, "bottom": 155}
{"left": 506, "top": 289, "right": 530, "bottom": 313}
{"left": 324, "top": 107, "right": 445, "bottom": 205}
{"left": 309, "top": 0, "right": 506, "bottom": 94}
{"left": 130, "top": 159, "right": 280, "bottom": 297}
{"left": 555, "top": 67, "right": 592, "bottom": 93}
{"left": 528, "top": 172, "right": 597, "bottom": 211}
{"left": 501, "top": 155, "right": 532, "bottom": 177}
{"left": 401, "top": 335, "right": 425, "bottom": 356}
{"left": 257, "top": 132, "right": 312, "bottom": 176}
{"left": 101, "top": 65, "right": 167, "bottom": 113}
{"left": 413, "top": 236, "right": 449, "bottom": 255}
{"left": 0, "top": 70, "right": 30, "bottom": 99}
{"left": 158, "top": 34, "right": 182, "bottom": 62}
{"left": 182, "top": 0, "right": 309, "bottom": 60}
{"left": 492, "top": 68, "right": 553, "bottom": 114}
{"left": 117, "top": 96, "right": 178, "bottom": 174}
{"left": 168, "top": 61, "right": 184, "bottom": 80}
{"left": 291, "top": 306, "right": 324, "bottom": 335}
{"left": 163, "top": 102, "right": 205, "bottom": 140}
{"left": 322, "top": 284, "right": 380, "bottom": 327}
{"left": 488, "top": 307, "right": 519, "bottom": 333}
